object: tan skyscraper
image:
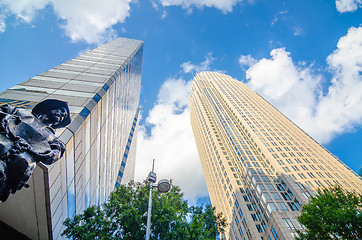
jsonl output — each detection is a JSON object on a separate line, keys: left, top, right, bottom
{"left": 190, "top": 72, "right": 362, "bottom": 240}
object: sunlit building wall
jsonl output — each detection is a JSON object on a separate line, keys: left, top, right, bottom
{"left": 190, "top": 71, "right": 362, "bottom": 240}
{"left": 0, "top": 37, "right": 143, "bottom": 239}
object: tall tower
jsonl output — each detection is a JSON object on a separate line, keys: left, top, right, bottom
{"left": 190, "top": 72, "right": 362, "bottom": 240}
{"left": 0, "top": 37, "right": 143, "bottom": 239}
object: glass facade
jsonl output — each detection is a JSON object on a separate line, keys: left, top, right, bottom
{"left": 190, "top": 72, "right": 362, "bottom": 240}
{"left": 115, "top": 107, "right": 140, "bottom": 188}
{"left": 0, "top": 37, "right": 143, "bottom": 239}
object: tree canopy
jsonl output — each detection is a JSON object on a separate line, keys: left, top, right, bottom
{"left": 296, "top": 186, "right": 362, "bottom": 240}
{"left": 62, "top": 181, "right": 226, "bottom": 240}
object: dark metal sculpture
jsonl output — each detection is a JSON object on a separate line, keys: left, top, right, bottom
{"left": 0, "top": 99, "right": 71, "bottom": 202}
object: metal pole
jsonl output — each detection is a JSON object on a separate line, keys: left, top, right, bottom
{"left": 146, "top": 159, "right": 155, "bottom": 240}
{"left": 146, "top": 180, "right": 153, "bottom": 240}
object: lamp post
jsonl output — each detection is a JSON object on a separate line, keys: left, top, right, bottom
{"left": 145, "top": 159, "right": 171, "bottom": 240}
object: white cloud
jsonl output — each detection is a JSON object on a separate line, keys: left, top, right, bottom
{"left": 53, "top": 0, "right": 132, "bottom": 44}
{"left": 336, "top": 0, "right": 362, "bottom": 13}
{"left": 159, "top": 0, "right": 243, "bottom": 13}
{"left": 0, "top": 13, "right": 6, "bottom": 33}
{"left": 293, "top": 27, "right": 303, "bottom": 36}
{"left": 135, "top": 78, "right": 208, "bottom": 204}
{"left": 0, "top": 0, "right": 49, "bottom": 23}
{"left": 244, "top": 26, "right": 362, "bottom": 144}
{"left": 239, "top": 54, "right": 257, "bottom": 68}
{"left": 151, "top": 0, "right": 159, "bottom": 10}
{"left": 161, "top": 9, "right": 167, "bottom": 19}
{"left": 0, "top": 0, "right": 133, "bottom": 44}
{"left": 181, "top": 53, "right": 215, "bottom": 73}
{"left": 270, "top": 10, "right": 287, "bottom": 26}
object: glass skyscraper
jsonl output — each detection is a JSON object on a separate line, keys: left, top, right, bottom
{"left": 190, "top": 72, "right": 362, "bottom": 240}
{"left": 0, "top": 37, "right": 143, "bottom": 239}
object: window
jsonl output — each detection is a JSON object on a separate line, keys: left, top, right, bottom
{"left": 316, "top": 172, "right": 324, "bottom": 178}
{"left": 238, "top": 208, "right": 244, "bottom": 218}
{"left": 261, "top": 176, "right": 271, "bottom": 182}
{"left": 300, "top": 165, "right": 308, "bottom": 170}
{"left": 291, "top": 165, "right": 300, "bottom": 171}
{"left": 238, "top": 227, "right": 244, "bottom": 237}
{"left": 325, "top": 172, "right": 333, "bottom": 178}
{"left": 247, "top": 204, "right": 253, "bottom": 211}
{"left": 315, "top": 180, "right": 324, "bottom": 187}
{"left": 262, "top": 193, "right": 272, "bottom": 202}
{"left": 281, "top": 192, "right": 292, "bottom": 201}
{"left": 277, "top": 202, "right": 289, "bottom": 211}
{"left": 287, "top": 202, "right": 299, "bottom": 211}
{"left": 324, "top": 180, "right": 333, "bottom": 186}
{"left": 282, "top": 218, "right": 295, "bottom": 230}
{"left": 298, "top": 173, "right": 306, "bottom": 179}
{"left": 271, "top": 192, "right": 282, "bottom": 200}
{"left": 305, "top": 181, "right": 314, "bottom": 188}
{"left": 232, "top": 192, "right": 237, "bottom": 199}
{"left": 267, "top": 203, "right": 278, "bottom": 213}
{"left": 294, "top": 158, "right": 301, "bottom": 163}
{"left": 252, "top": 176, "right": 261, "bottom": 184}
{"left": 256, "top": 224, "right": 263, "bottom": 233}
{"left": 235, "top": 216, "right": 240, "bottom": 225}
{"left": 293, "top": 218, "right": 303, "bottom": 229}
{"left": 271, "top": 226, "right": 279, "bottom": 239}
{"left": 277, "top": 160, "right": 284, "bottom": 165}
{"left": 265, "top": 184, "right": 275, "bottom": 191}
{"left": 257, "top": 184, "right": 266, "bottom": 192}
{"left": 307, "top": 172, "right": 316, "bottom": 178}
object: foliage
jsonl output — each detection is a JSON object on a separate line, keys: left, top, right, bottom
{"left": 62, "top": 181, "right": 226, "bottom": 240}
{"left": 358, "top": 167, "right": 362, "bottom": 177}
{"left": 296, "top": 186, "right": 362, "bottom": 240}
{"left": 188, "top": 205, "right": 226, "bottom": 240}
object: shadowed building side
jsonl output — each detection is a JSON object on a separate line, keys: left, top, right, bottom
{"left": 115, "top": 107, "right": 140, "bottom": 187}
{"left": 190, "top": 71, "right": 362, "bottom": 240}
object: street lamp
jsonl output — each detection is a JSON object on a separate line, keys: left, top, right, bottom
{"left": 145, "top": 159, "right": 171, "bottom": 240}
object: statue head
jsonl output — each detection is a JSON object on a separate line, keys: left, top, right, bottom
{"left": 32, "top": 99, "right": 71, "bottom": 129}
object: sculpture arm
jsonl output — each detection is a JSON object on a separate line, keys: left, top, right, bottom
{"left": 34, "top": 139, "right": 65, "bottom": 165}
{"left": 0, "top": 104, "right": 17, "bottom": 114}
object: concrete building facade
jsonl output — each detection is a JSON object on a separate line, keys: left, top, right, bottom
{"left": 0, "top": 37, "right": 143, "bottom": 239}
{"left": 190, "top": 71, "right": 362, "bottom": 240}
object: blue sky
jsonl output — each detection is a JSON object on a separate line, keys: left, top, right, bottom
{"left": 0, "top": 0, "right": 361, "bottom": 204}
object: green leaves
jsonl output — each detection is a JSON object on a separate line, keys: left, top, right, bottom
{"left": 188, "top": 205, "right": 226, "bottom": 240}
{"left": 62, "top": 181, "right": 226, "bottom": 240}
{"left": 296, "top": 186, "right": 362, "bottom": 240}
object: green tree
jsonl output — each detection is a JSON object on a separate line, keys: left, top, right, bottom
{"left": 188, "top": 205, "right": 226, "bottom": 239}
{"left": 296, "top": 186, "right": 362, "bottom": 240}
{"left": 358, "top": 167, "right": 362, "bottom": 177}
{"left": 62, "top": 181, "right": 226, "bottom": 240}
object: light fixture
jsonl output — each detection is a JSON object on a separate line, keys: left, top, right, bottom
{"left": 157, "top": 179, "right": 171, "bottom": 193}
{"left": 145, "top": 159, "right": 172, "bottom": 240}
